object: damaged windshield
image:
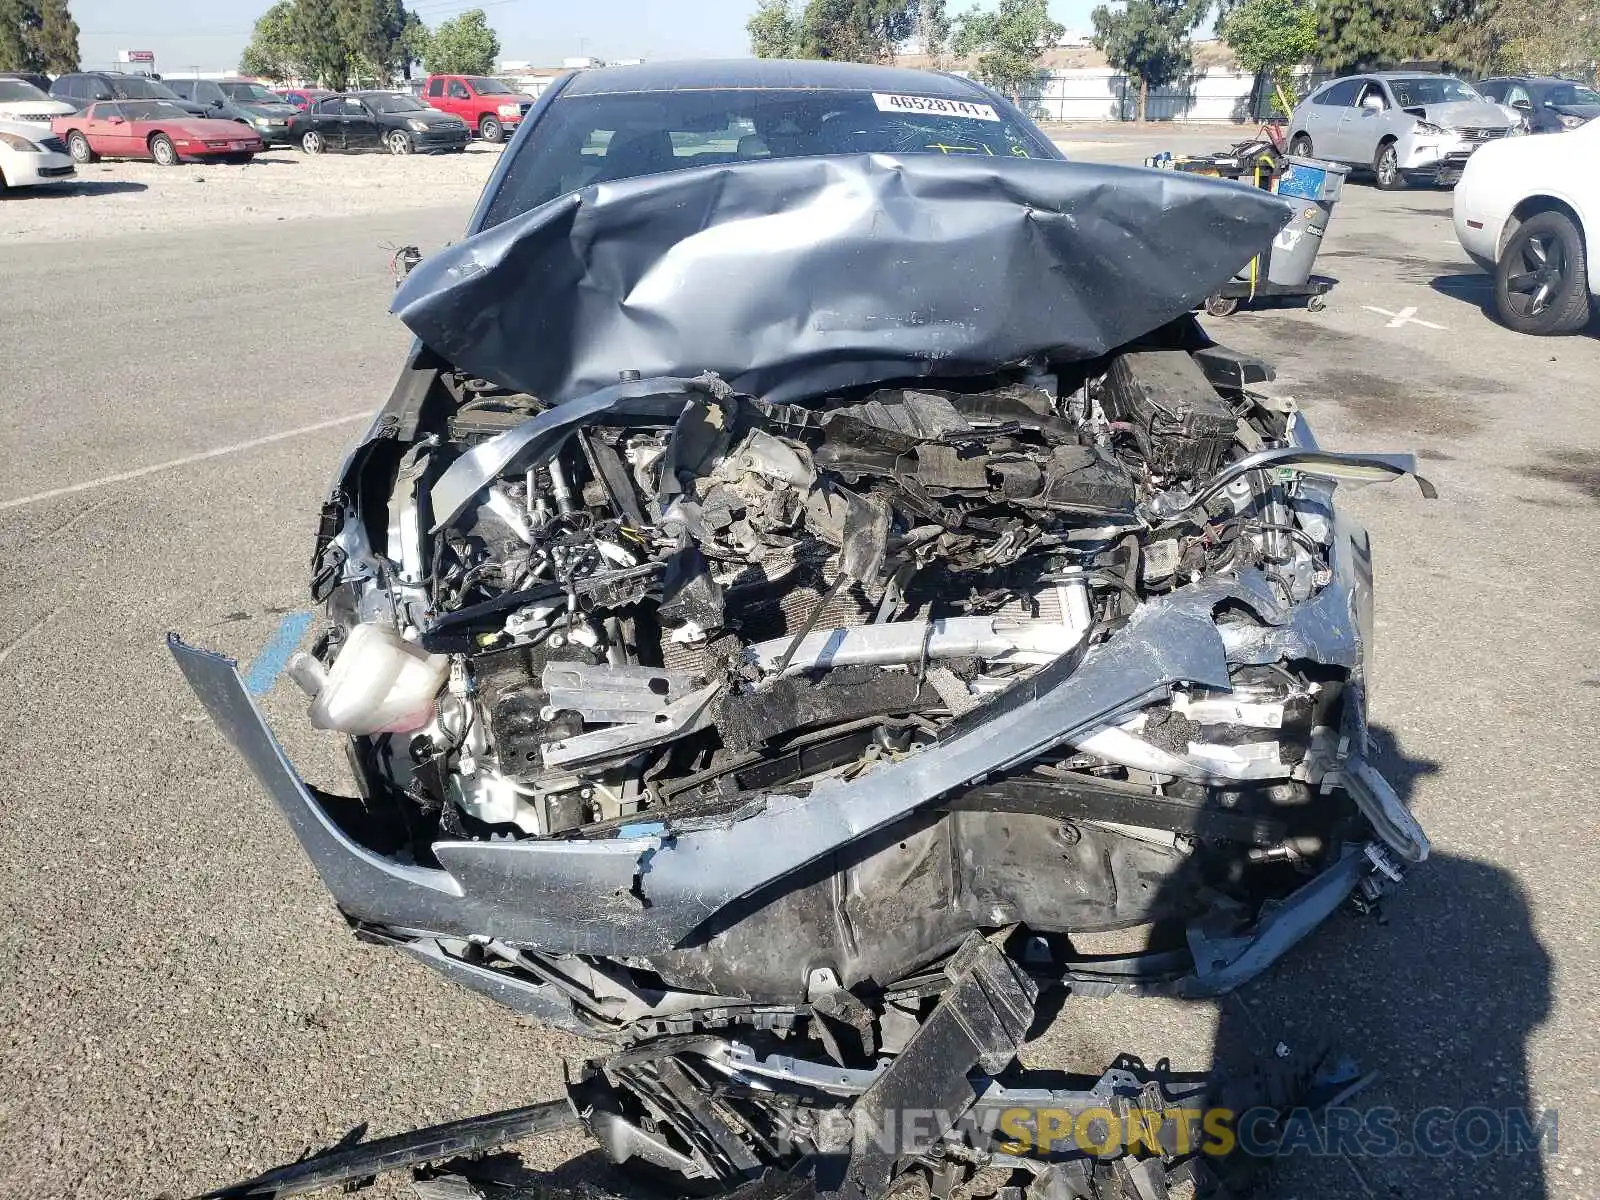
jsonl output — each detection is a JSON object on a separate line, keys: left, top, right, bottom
{"left": 1389, "top": 76, "right": 1482, "bottom": 106}
{"left": 482, "top": 86, "right": 1056, "bottom": 226}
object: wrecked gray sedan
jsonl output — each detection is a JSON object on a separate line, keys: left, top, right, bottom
{"left": 174, "top": 62, "right": 1434, "bottom": 1199}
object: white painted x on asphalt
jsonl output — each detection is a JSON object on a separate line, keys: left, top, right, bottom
{"left": 1362, "top": 304, "right": 1446, "bottom": 330}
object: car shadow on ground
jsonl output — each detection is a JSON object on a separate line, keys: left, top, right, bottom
{"left": 1431, "top": 271, "right": 1496, "bottom": 318}
{"left": 23, "top": 180, "right": 147, "bottom": 198}
{"left": 1197, "top": 724, "right": 1552, "bottom": 1197}
{"left": 1432, "top": 271, "right": 1600, "bottom": 338}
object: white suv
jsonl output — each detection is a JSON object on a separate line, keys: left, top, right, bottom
{"left": 1288, "top": 73, "right": 1520, "bottom": 188}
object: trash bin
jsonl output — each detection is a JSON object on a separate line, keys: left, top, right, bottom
{"left": 1265, "top": 156, "right": 1350, "bottom": 287}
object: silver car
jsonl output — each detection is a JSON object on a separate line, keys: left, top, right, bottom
{"left": 1288, "top": 72, "right": 1521, "bottom": 188}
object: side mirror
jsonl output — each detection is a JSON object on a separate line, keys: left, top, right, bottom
{"left": 211, "top": 98, "right": 224, "bottom": 108}
{"left": 1361, "top": 95, "right": 1384, "bottom": 111}
{"left": 108, "top": 116, "right": 124, "bottom": 125}
{"left": 1515, "top": 98, "right": 1533, "bottom": 109}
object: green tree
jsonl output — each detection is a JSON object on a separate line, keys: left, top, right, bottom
{"left": 952, "top": 0, "right": 1064, "bottom": 103}
{"left": 1313, "top": 0, "right": 1501, "bottom": 74}
{"left": 1490, "top": 0, "right": 1600, "bottom": 73}
{"left": 1313, "top": 0, "right": 1421, "bottom": 70}
{"left": 748, "top": 0, "right": 801, "bottom": 56}
{"left": 917, "top": 0, "right": 953, "bottom": 64}
{"left": 0, "top": 0, "right": 78, "bottom": 73}
{"left": 1091, "top": 0, "right": 1208, "bottom": 122}
{"left": 398, "top": 9, "right": 430, "bottom": 76}
{"left": 289, "top": 0, "right": 354, "bottom": 86}
{"left": 241, "top": 0, "right": 424, "bottom": 87}
{"left": 32, "top": 0, "right": 75, "bottom": 71}
{"left": 1218, "top": 0, "right": 1315, "bottom": 112}
{"left": 339, "top": 0, "right": 419, "bottom": 81}
{"left": 239, "top": 0, "right": 305, "bottom": 81}
{"left": 796, "top": 0, "right": 917, "bottom": 62}
{"left": 0, "top": 0, "right": 32, "bottom": 70}
{"left": 423, "top": 8, "right": 500, "bottom": 75}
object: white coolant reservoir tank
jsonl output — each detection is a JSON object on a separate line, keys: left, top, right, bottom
{"left": 289, "top": 622, "right": 448, "bottom": 736}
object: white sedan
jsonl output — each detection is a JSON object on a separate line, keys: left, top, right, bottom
{"left": 0, "top": 117, "right": 76, "bottom": 195}
{"left": 1454, "top": 118, "right": 1598, "bottom": 334}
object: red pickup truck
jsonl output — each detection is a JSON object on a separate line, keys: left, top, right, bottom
{"left": 421, "top": 74, "right": 535, "bottom": 142}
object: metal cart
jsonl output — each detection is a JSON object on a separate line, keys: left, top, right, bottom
{"left": 1149, "top": 148, "right": 1349, "bottom": 316}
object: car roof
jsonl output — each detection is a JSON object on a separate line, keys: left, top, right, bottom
{"left": 1369, "top": 71, "right": 1474, "bottom": 81}
{"left": 559, "top": 58, "right": 990, "bottom": 100}
{"left": 1489, "top": 75, "right": 1584, "bottom": 85}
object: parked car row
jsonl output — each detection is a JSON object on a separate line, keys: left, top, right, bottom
{"left": 1276, "top": 67, "right": 1597, "bottom": 336}
{"left": 1287, "top": 72, "right": 1596, "bottom": 189}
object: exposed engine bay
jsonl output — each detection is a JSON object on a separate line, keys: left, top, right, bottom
{"left": 171, "top": 150, "right": 1436, "bottom": 1200}
{"left": 228, "top": 320, "right": 1434, "bottom": 1021}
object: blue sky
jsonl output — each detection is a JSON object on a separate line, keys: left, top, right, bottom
{"left": 72, "top": 0, "right": 1103, "bottom": 75}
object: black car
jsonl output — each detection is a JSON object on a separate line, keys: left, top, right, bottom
{"left": 164, "top": 77, "right": 298, "bottom": 146}
{"left": 0, "top": 70, "right": 52, "bottom": 93}
{"left": 48, "top": 71, "right": 206, "bottom": 117}
{"left": 289, "top": 90, "right": 468, "bottom": 155}
{"left": 1478, "top": 75, "right": 1600, "bottom": 132}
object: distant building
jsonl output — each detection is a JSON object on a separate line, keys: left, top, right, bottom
{"left": 562, "top": 56, "right": 604, "bottom": 69}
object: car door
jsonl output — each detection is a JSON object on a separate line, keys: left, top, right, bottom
{"left": 192, "top": 80, "right": 226, "bottom": 118}
{"left": 109, "top": 102, "right": 147, "bottom": 157}
{"left": 1502, "top": 82, "right": 1537, "bottom": 129}
{"left": 1334, "top": 79, "right": 1388, "bottom": 162}
{"left": 447, "top": 79, "right": 471, "bottom": 121}
{"left": 1302, "top": 78, "right": 1357, "bottom": 159}
{"left": 83, "top": 101, "right": 128, "bottom": 156}
{"left": 307, "top": 96, "right": 344, "bottom": 147}
{"left": 345, "top": 97, "right": 382, "bottom": 148}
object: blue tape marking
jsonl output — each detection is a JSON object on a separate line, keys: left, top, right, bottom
{"left": 243, "top": 610, "right": 315, "bottom": 697}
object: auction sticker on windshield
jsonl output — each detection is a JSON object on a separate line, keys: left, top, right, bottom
{"left": 873, "top": 93, "right": 1000, "bottom": 121}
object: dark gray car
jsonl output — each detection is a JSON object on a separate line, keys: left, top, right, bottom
{"left": 1478, "top": 76, "right": 1600, "bottom": 133}
{"left": 163, "top": 77, "right": 299, "bottom": 146}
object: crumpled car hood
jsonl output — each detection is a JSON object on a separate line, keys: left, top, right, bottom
{"left": 1413, "top": 99, "right": 1516, "bottom": 128}
{"left": 392, "top": 153, "right": 1294, "bottom": 405}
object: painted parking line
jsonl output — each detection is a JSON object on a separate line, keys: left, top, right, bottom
{"left": 242, "top": 610, "right": 315, "bottom": 696}
{"left": 0, "top": 412, "right": 372, "bottom": 513}
{"left": 1362, "top": 304, "right": 1446, "bottom": 330}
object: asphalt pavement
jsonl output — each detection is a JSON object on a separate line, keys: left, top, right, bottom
{"left": 1, "top": 132, "right": 1596, "bottom": 1199}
